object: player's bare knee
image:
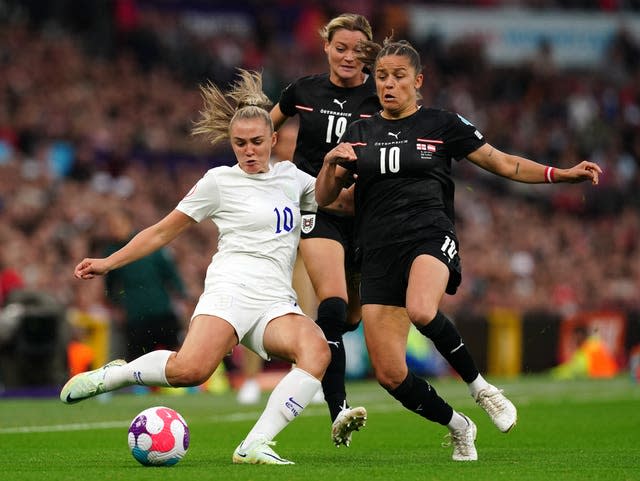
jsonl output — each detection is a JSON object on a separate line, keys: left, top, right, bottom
{"left": 310, "top": 337, "right": 331, "bottom": 372}
{"left": 372, "top": 364, "right": 406, "bottom": 391}
{"left": 167, "top": 360, "right": 213, "bottom": 387}
{"left": 295, "top": 336, "right": 330, "bottom": 378}
{"left": 406, "top": 303, "right": 438, "bottom": 328}
{"left": 317, "top": 340, "right": 331, "bottom": 367}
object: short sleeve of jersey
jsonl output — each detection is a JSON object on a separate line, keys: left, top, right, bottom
{"left": 277, "top": 81, "right": 298, "bottom": 117}
{"left": 444, "top": 112, "right": 485, "bottom": 160}
{"left": 175, "top": 169, "right": 220, "bottom": 222}
{"left": 297, "top": 168, "right": 317, "bottom": 212}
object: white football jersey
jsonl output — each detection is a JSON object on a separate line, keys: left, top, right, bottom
{"left": 176, "top": 161, "right": 316, "bottom": 302}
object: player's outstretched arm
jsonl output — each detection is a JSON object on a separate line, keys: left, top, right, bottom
{"left": 74, "top": 210, "right": 196, "bottom": 280}
{"left": 467, "top": 143, "right": 602, "bottom": 185}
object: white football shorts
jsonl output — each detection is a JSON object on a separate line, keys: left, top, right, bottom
{"left": 191, "top": 287, "right": 305, "bottom": 360}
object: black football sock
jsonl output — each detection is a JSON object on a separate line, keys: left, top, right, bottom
{"left": 316, "top": 297, "right": 348, "bottom": 421}
{"left": 417, "top": 311, "right": 479, "bottom": 383}
{"left": 386, "top": 371, "right": 453, "bottom": 425}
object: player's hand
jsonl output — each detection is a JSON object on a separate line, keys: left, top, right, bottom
{"left": 561, "top": 161, "right": 602, "bottom": 185}
{"left": 324, "top": 142, "right": 357, "bottom": 165}
{"left": 74, "top": 258, "right": 110, "bottom": 279}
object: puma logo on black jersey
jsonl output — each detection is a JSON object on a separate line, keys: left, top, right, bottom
{"left": 388, "top": 131, "right": 401, "bottom": 139}
{"left": 333, "top": 98, "right": 347, "bottom": 110}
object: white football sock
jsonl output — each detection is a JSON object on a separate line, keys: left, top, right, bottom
{"left": 448, "top": 410, "right": 470, "bottom": 431}
{"left": 104, "top": 350, "right": 173, "bottom": 390}
{"left": 242, "top": 367, "right": 321, "bottom": 445}
{"left": 467, "top": 373, "right": 490, "bottom": 398}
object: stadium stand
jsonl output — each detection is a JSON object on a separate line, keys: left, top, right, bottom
{"left": 0, "top": 0, "right": 638, "bottom": 387}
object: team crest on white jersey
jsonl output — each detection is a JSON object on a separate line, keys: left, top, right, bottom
{"left": 333, "top": 99, "right": 347, "bottom": 110}
{"left": 301, "top": 214, "right": 316, "bottom": 234}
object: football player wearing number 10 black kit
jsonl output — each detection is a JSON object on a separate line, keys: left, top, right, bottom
{"left": 270, "top": 13, "right": 379, "bottom": 447}
{"left": 317, "top": 38, "right": 601, "bottom": 461}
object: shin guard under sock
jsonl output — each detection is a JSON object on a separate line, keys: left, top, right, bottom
{"left": 386, "top": 371, "right": 453, "bottom": 425}
{"left": 244, "top": 368, "right": 321, "bottom": 444}
{"left": 417, "top": 311, "right": 479, "bottom": 383}
{"left": 316, "top": 297, "right": 348, "bottom": 421}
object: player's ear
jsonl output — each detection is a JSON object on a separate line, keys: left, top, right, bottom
{"left": 271, "top": 131, "right": 278, "bottom": 148}
{"left": 415, "top": 72, "right": 424, "bottom": 90}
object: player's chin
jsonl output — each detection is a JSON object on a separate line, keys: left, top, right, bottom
{"left": 241, "top": 160, "right": 266, "bottom": 174}
{"left": 382, "top": 98, "right": 398, "bottom": 109}
{"left": 338, "top": 66, "right": 358, "bottom": 78}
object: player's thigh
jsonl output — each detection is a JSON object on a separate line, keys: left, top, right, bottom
{"left": 405, "top": 254, "right": 449, "bottom": 324}
{"left": 346, "top": 274, "right": 361, "bottom": 324}
{"left": 292, "top": 250, "right": 318, "bottom": 318}
{"left": 263, "top": 313, "right": 329, "bottom": 378}
{"left": 299, "top": 237, "right": 347, "bottom": 300}
{"left": 362, "top": 304, "right": 410, "bottom": 386}
{"left": 172, "top": 314, "right": 238, "bottom": 377}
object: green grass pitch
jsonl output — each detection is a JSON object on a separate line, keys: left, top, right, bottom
{"left": 1, "top": 376, "right": 638, "bottom": 481}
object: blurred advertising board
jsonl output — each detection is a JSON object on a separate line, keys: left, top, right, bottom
{"left": 408, "top": 6, "right": 640, "bottom": 68}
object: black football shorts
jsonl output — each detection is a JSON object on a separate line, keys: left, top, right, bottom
{"left": 300, "top": 209, "right": 360, "bottom": 274}
{"left": 360, "top": 221, "right": 462, "bottom": 306}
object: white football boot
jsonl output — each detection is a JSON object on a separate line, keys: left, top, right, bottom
{"left": 232, "top": 437, "right": 294, "bottom": 465}
{"left": 331, "top": 403, "right": 367, "bottom": 447}
{"left": 60, "top": 359, "right": 126, "bottom": 404}
{"left": 475, "top": 385, "right": 517, "bottom": 433}
{"left": 444, "top": 413, "right": 478, "bottom": 461}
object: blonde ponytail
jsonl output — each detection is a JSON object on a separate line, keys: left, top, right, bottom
{"left": 192, "top": 69, "right": 273, "bottom": 146}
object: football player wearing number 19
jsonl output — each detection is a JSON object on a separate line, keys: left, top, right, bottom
{"left": 270, "top": 12, "right": 379, "bottom": 448}
{"left": 61, "top": 70, "right": 352, "bottom": 466}
{"left": 317, "top": 39, "right": 602, "bottom": 461}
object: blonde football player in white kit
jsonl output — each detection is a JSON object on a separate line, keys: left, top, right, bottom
{"left": 61, "top": 70, "right": 352, "bottom": 465}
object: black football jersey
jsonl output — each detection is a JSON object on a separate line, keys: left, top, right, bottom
{"left": 341, "top": 107, "right": 486, "bottom": 249}
{"left": 278, "top": 73, "right": 381, "bottom": 177}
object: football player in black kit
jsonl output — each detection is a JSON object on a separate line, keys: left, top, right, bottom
{"left": 270, "top": 13, "right": 379, "bottom": 447}
{"left": 316, "top": 39, "right": 601, "bottom": 461}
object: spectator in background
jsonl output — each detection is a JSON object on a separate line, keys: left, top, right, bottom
{"left": 529, "top": 37, "right": 557, "bottom": 79}
{"left": 65, "top": 280, "right": 111, "bottom": 376}
{"left": 102, "top": 208, "right": 188, "bottom": 361}
{"left": 0, "top": 258, "right": 24, "bottom": 307}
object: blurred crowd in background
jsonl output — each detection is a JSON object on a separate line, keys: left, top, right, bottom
{"left": 0, "top": 0, "right": 639, "bottom": 384}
